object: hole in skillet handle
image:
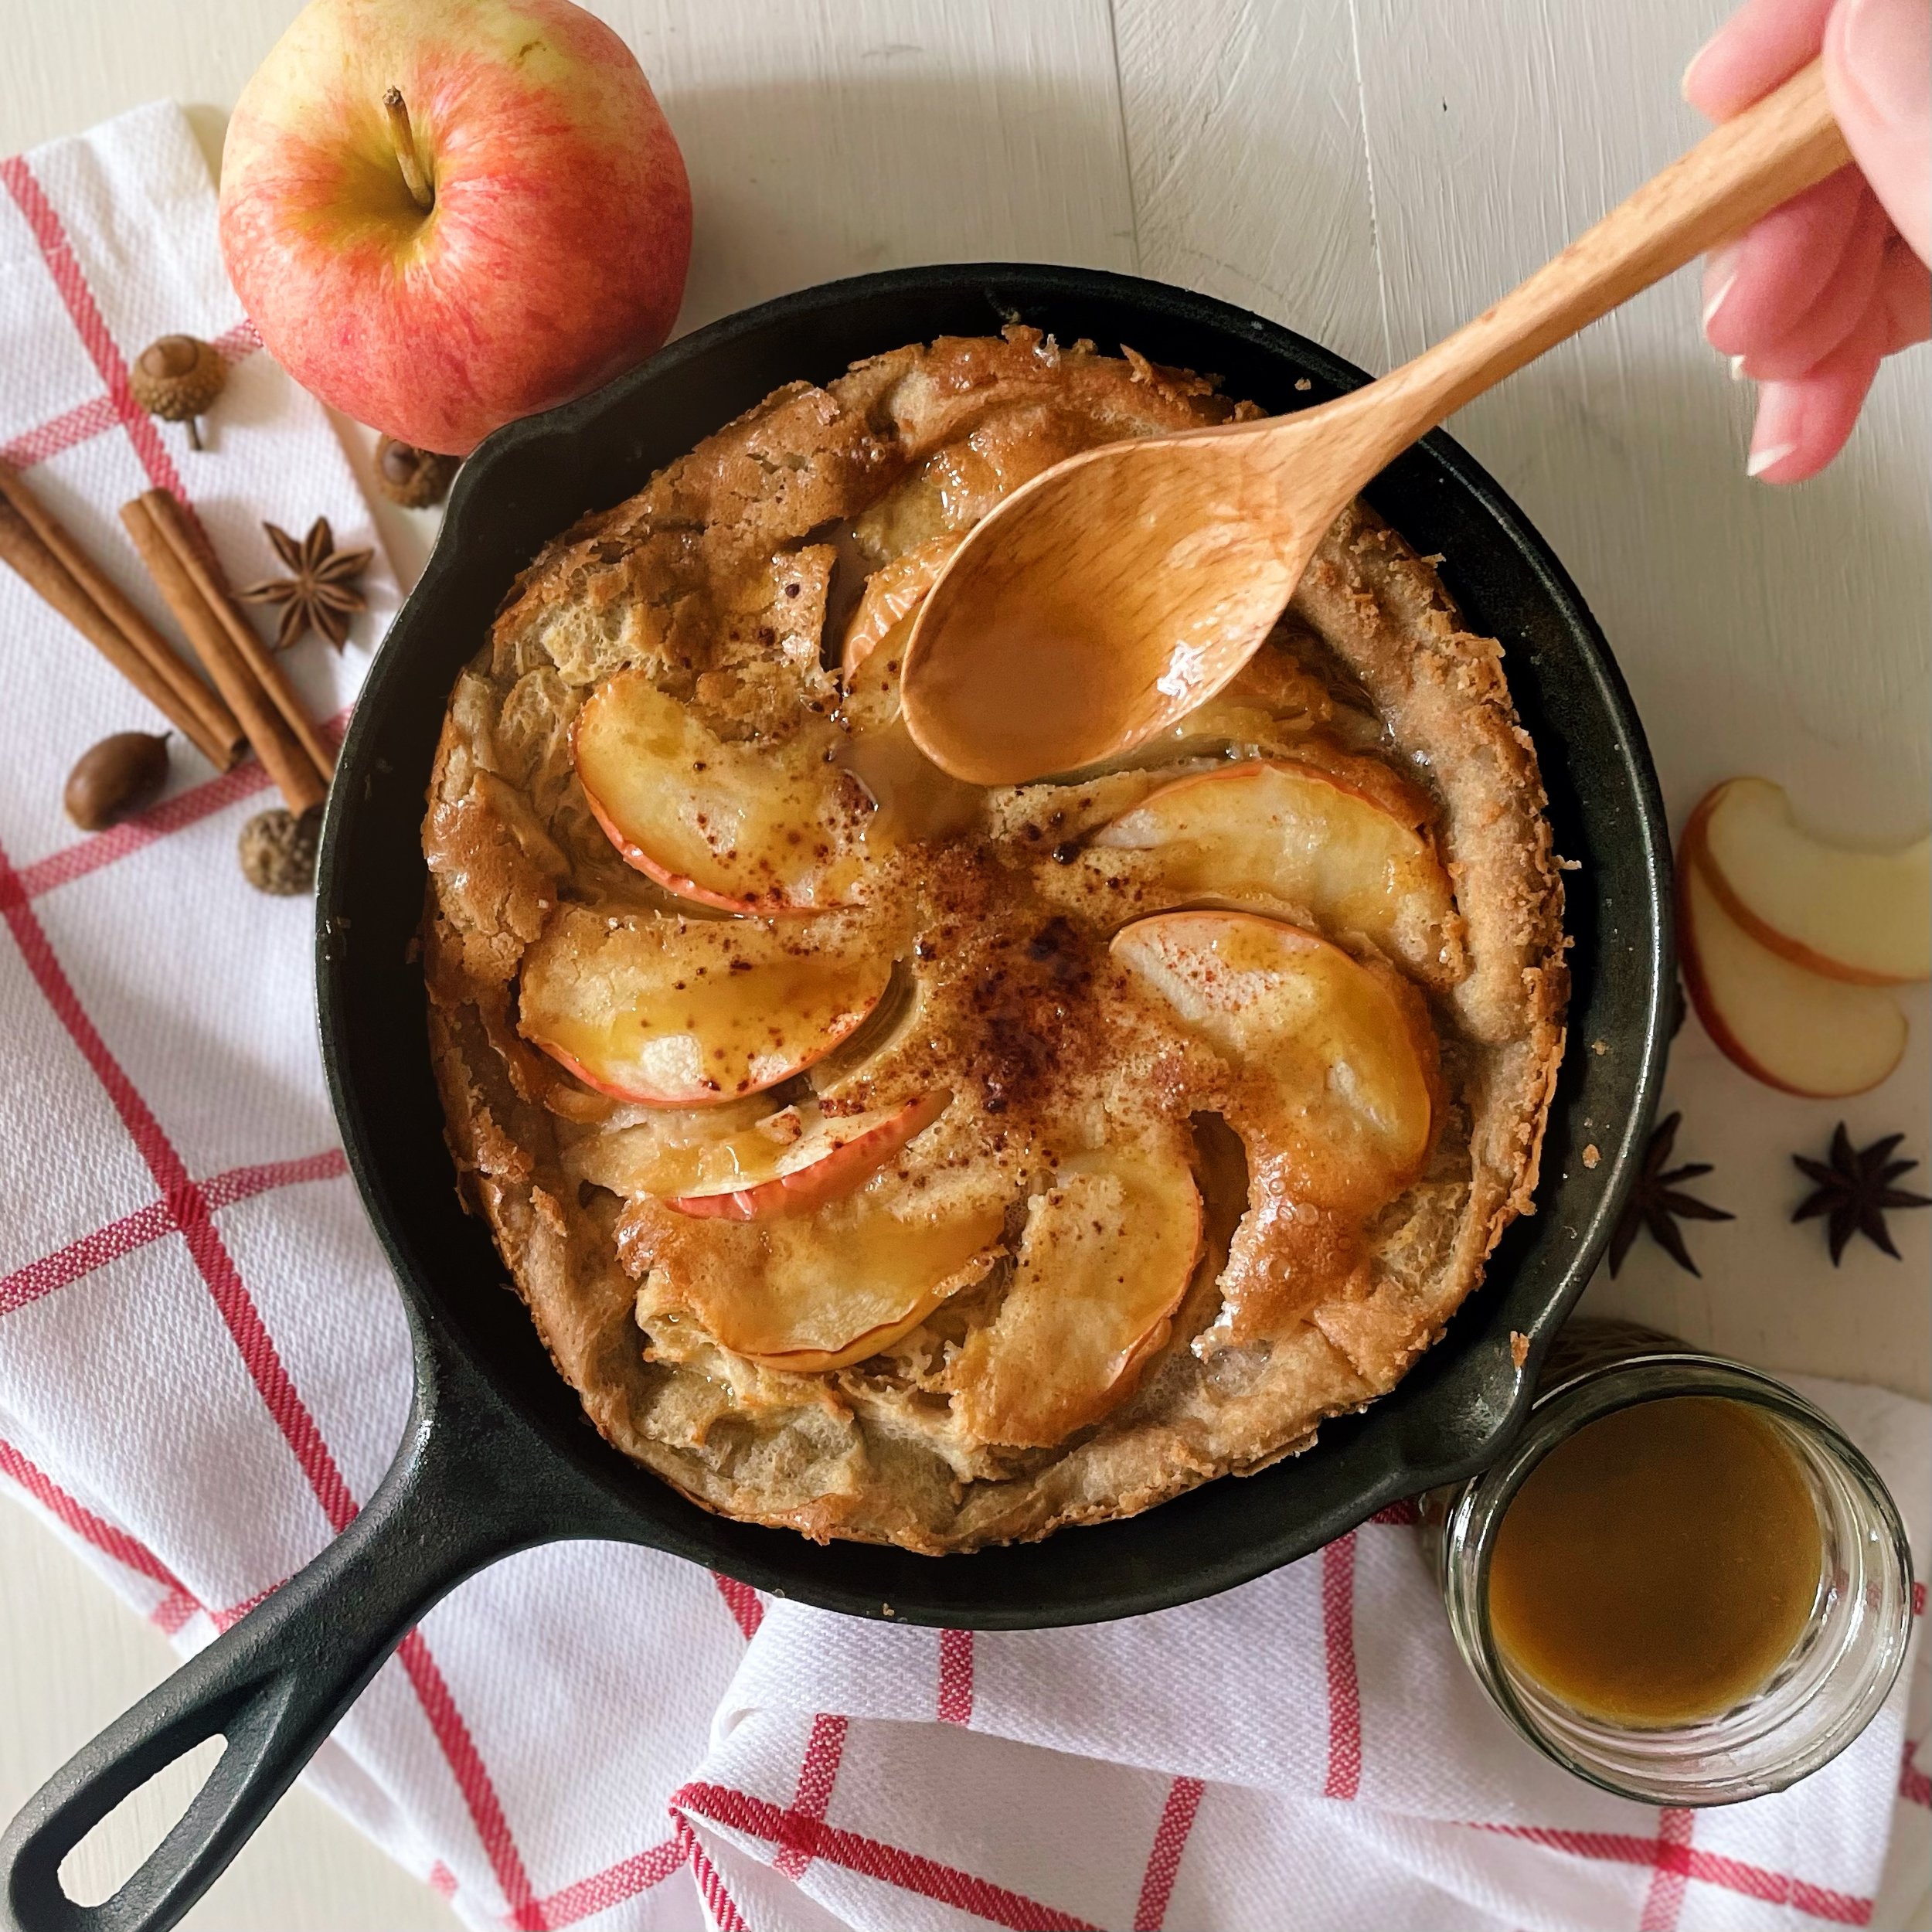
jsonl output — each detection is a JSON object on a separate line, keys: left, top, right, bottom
{"left": 4, "top": 1580, "right": 410, "bottom": 1932}
{"left": 0, "top": 1325, "right": 606, "bottom": 1932}
{"left": 59, "top": 1738, "right": 225, "bottom": 1908}
{"left": 0, "top": 1527, "right": 434, "bottom": 1932}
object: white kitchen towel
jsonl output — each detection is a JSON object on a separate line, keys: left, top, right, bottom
{"left": 0, "top": 101, "right": 1925, "bottom": 1932}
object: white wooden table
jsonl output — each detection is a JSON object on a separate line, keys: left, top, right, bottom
{"left": 2, "top": 3, "right": 1926, "bottom": 1926}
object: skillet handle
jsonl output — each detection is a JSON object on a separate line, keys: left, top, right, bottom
{"left": 0, "top": 1374, "right": 547, "bottom": 1932}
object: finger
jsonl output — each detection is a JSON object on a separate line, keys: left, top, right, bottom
{"left": 1744, "top": 304, "right": 1886, "bottom": 480}
{"left": 1683, "top": 0, "right": 1834, "bottom": 117}
{"left": 1702, "top": 165, "right": 1869, "bottom": 350}
{"left": 1872, "top": 236, "right": 1932, "bottom": 351}
{"left": 1825, "top": 0, "right": 1932, "bottom": 262}
{"left": 1734, "top": 187, "right": 1889, "bottom": 376}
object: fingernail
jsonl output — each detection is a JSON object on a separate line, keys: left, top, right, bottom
{"left": 1680, "top": 32, "right": 1717, "bottom": 102}
{"left": 1702, "top": 243, "right": 1743, "bottom": 332}
{"left": 1746, "top": 440, "right": 1798, "bottom": 478}
{"left": 1837, "top": 0, "right": 1932, "bottom": 129}
{"left": 1702, "top": 274, "right": 1738, "bottom": 332}
{"left": 1729, "top": 354, "right": 1748, "bottom": 382}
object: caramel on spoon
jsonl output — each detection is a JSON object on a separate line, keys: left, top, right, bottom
{"left": 900, "top": 62, "right": 1849, "bottom": 786}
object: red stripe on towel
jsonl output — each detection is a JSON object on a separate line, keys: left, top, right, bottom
{"left": 1321, "top": 1532, "right": 1362, "bottom": 1798}
{"left": 938, "top": 1628, "right": 975, "bottom": 1725}
{"left": 1131, "top": 1775, "right": 1204, "bottom": 1932}
{"left": 674, "top": 1779, "right": 1100, "bottom": 1931}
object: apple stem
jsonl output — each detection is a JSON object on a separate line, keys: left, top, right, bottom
{"left": 382, "top": 87, "right": 435, "bottom": 212}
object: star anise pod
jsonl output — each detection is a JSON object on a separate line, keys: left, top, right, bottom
{"left": 1609, "top": 1111, "right": 1734, "bottom": 1277}
{"left": 1792, "top": 1124, "right": 1930, "bottom": 1265}
{"left": 236, "top": 516, "right": 372, "bottom": 651}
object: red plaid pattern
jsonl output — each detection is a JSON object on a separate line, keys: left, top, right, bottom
{"left": 2, "top": 102, "right": 1924, "bottom": 1932}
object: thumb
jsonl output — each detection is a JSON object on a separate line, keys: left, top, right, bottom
{"left": 1825, "top": 0, "right": 1931, "bottom": 261}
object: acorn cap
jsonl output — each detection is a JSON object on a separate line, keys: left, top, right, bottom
{"left": 373, "top": 434, "right": 458, "bottom": 509}
{"left": 129, "top": 335, "right": 226, "bottom": 423}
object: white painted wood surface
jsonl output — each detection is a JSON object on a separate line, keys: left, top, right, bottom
{"left": 2, "top": 2, "right": 1926, "bottom": 1927}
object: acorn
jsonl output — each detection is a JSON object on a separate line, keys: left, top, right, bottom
{"left": 65, "top": 732, "right": 171, "bottom": 830}
{"left": 373, "top": 435, "right": 458, "bottom": 509}
{"left": 129, "top": 335, "right": 226, "bottom": 450}
{"left": 238, "top": 806, "right": 323, "bottom": 896}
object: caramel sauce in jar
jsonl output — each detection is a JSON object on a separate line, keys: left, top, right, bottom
{"left": 1486, "top": 1396, "right": 1823, "bottom": 1727}
{"left": 1430, "top": 1321, "right": 1914, "bottom": 1802}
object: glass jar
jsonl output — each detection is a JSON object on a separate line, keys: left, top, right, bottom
{"left": 1427, "top": 1324, "right": 1915, "bottom": 1805}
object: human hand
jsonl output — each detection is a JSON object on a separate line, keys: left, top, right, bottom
{"left": 1685, "top": 0, "right": 1930, "bottom": 481}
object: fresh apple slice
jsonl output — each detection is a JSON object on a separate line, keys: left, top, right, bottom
{"left": 634, "top": 1169, "right": 1007, "bottom": 1372}
{"left": 1690, "top": 776, "right": 1930, "bottom": 986}
{"left": 669, "top": 1091, "right": 951, "bottom": 1219}
{"left": 950, "top": 1142, "right": 1202, "bottom": 1447}
{"left": 1679, "top": 844, "right": 1907, "bottom": 1097}
{"left": 519, "top": 906, "right": 889, "bottom": 1105}
{"left": 1090, "top": 759, "right": 1458, "bottom": 983}
{"left": 842, "top": 535, "right": 961, "bottom": 678}
{"left": 573, "top": 670, "right": 874, "bottom": 913}
{"left": 1111, "top": 910, "right": 1437, "bottom": 1203}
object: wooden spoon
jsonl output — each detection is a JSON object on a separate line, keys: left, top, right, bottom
{"left": 900, "top": 61, "right": 1849, "bottom": 786}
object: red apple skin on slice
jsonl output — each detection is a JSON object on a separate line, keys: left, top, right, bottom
{"left": 841, "top": 535, "right": 961, "bottom": 679}
{"left": 1689, "top": 777, "right": 1931, "bottom": 987}
{"left": 519, "top": 906, "right": 889, "bottom": 1106}
{"left": 573, "top": 671, "right": 873, "bottom": 915}
{"left": 1090, "top": 759, "right": 1459, "bottom": 985}
{"left": 626, "top": 1166, "right": 1007, "bottom": 1372}
{"left": 669, "top": 1091, "right": 951, "bottom": 1220}
{"left": 948, "top": 1141, "right": 1202, "bottom": 1448}
{"left": 1679, "top": 835, "right": 1907, "bottom": 1097}
{"left": 1111, "top": 910, "right": 1439, "bottom": 1206}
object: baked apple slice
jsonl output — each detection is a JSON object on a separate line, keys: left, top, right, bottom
{"left": 841, "top": 534, "right": 961, "bottom": 678}
{"left": 950, "top": 1141, "right": 1202, "bottom": 1447}
{"left": 520, "top": 906, "right": 890, "bottom": 1106}
{"left": 636, "top": 1170, "right": 1008, "bottom": 1372}
{"left": 1680, "top": 846, "right": 1906, "bottom": 1097}
{"left": 1111, "top": 910, "right": 1437, "bottom": 1202}
{"left": 573, "top": 670, "right": 873, "bottom": 913}
{"left": 1690, "top": 776, "right": 1930, "bottom": 986}
{"left": 669, "top": 1091, "right": 951, "bottom": 1220}
{"left": 1091, "top": 759, "right": 1458, "bottom": 982}
{"left": 836, "top": 634, "right": 981, "bottom": 844}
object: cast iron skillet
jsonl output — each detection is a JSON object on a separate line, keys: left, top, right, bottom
{"left": 2, "top": 264, "right": 1670, "bottom": 1932}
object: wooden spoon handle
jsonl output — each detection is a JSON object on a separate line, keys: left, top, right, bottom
{"left": 1353, "top": 59, "right": 1849, "bottom": 463}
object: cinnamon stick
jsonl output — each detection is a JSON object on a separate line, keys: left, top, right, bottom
{"left": 0, "top": 472, "right": 243, "bottom": 770}
{"left": 135, "top": 491, "right": 338, "bottom": 788}
{"left": 120, "top": 496, "right": 328, "bottom": 816}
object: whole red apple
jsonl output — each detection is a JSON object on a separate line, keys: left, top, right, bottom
{"left": 219, "top": 0, "right": 692, "bottom": 456}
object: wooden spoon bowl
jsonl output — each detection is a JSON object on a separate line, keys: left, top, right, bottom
{"left": 902, "top": 62, "right": 1849, "bottom": 786}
